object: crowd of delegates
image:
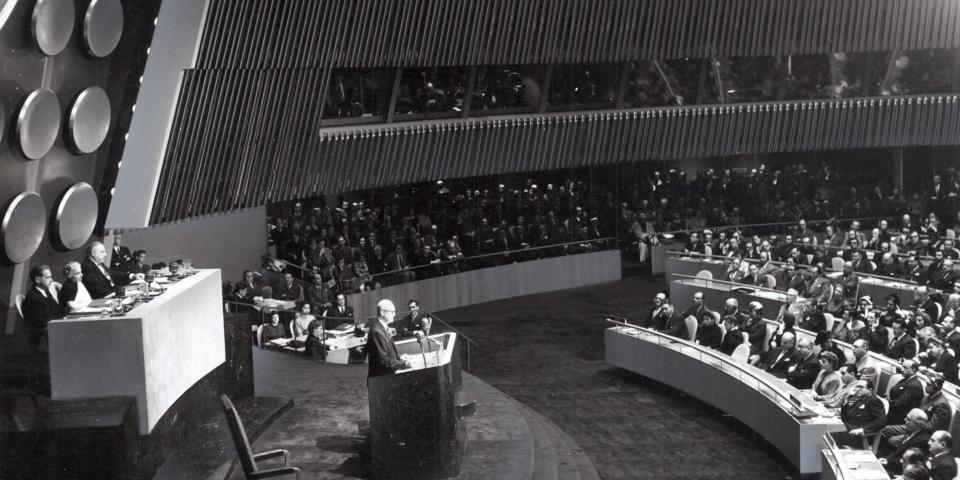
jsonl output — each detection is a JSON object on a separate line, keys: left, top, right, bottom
{"left": 643, "top": 222, "right": 960, "bottom": 477}
{"left": 19, "top": 234, "right": 162, "bottom": 352}
{"left": 266, "top": 159, "right": 960, "bottom": 296}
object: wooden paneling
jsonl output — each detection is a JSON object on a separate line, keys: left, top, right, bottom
{"left": 150, "top": 93, "right": 960, "bottom": 224}
{"left": 194, "top": 0, "right": 960, "bottom": 68}
{"left": 345, "top": 249, "right": 622, "bottom": 320}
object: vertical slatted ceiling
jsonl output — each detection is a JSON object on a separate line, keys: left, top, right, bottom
{"left": 149, "top": 90, "right": 960, "bottom": 224}
{"left": 192, "top": 0, "right": 960, "bottom": 69}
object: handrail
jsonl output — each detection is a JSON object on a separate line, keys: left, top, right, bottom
{"left": 650, "top": 216, "right": 888, "bottom": 237}
{"left": 671, "top": 273, "right": 794, "bottom": 297}
{"left": 667, "top": 250, "right": 922, "bottom": 286}
{"left": 604, "top": 318, "right": 823, "bottom": 414}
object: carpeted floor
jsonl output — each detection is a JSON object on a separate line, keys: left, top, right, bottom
{"left": 436, "top": 274, "right": 792, "bottom": 480}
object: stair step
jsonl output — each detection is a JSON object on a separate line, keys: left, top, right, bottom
{"left": 511, "top": 400, "right": 559, "bottom": 480}
{"left": 511, "top": 400, "right": 581, "bottom": 480}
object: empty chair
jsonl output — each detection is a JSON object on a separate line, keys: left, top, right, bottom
{"left": 256, "top": 325, "right": 264, "bottom": 348}
{"left": 764, "top": 274, "right": 776, "bottom": 289}
{"left": 886, "top": 374, "right": 904, "bottom": 398}
{"left": 731, "top": 343, "right": 751, "bottom": 362}
{"left": 695, "top": 270, "right": 713, "bottom": 279}
{"left": 14, "top": 294, "right": 24, "bottom": 321}
{"left": 685, "top": 316, "right": 698, "bottom": 342}
{"left": 718, "top": 322, "right": 727, "bottom": 344}
{"left": 823, "top": 313, "right": 836, "bottom": 333}
{"left": 831, "top": 257, "right": 845, "bottom": 271}
{"left": 762, "top": 324, "right": 775, "bottom": 352}
{"left": 221, "top": 395, "right": 301, "bottom": 479}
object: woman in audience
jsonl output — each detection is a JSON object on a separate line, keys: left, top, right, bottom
{"left": 304, "top": 320, "right": 326, "bottom": 359}
{"left": 262, "top": 312, "right": 287, "bottom": 345}
{"left": 815, "top": 363, "right": 859, "bottom": 408}
{"left": 812, "top": 351, "right": 843, "bottom": 396}
{"left": 353, "top": 253, "right": 374, "bottom": 292}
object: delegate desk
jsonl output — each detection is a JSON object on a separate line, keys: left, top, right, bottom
{"left": 820, "top": 434, "right": 889, "bottom": 480}
{"left": 670, "top": 275, "right": 794, "bottom": 317}
{"left": 826, "top": 271, "right": 920, "bottom": 305}
{"left": 605, "top": 323, "right": 846, "bottom": 474}
{"left": 47, "top": 269, "right": 225, "bottom": 434}
{"left": 664, "top": 251, "right": 728, "bottom": 283}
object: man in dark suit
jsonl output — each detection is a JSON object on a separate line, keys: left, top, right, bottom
{"left": 275, "top": 272, "right": 304, "bottom": 304}
{"left": 926, "top": 431, "right": 958, "bottom": 480}
{"left": 741, "top": 302, "right": 768, "bottom": 354}
{"left": 719, "top": 315, "right": 743, "bottom": 356}
{"left": 109, "top": 233, "right": 132, "bottom": 272}
{"left": 21, "top": 264, "right": 63, "bottom": 352}
{"left": 322, "top": 294, "right": 354, "bottom": 330}
{"left": 658, "top": 303, "right": 687, "bottom": 340}
{"left": 919, "top": 339, "right": 958, "bottom": 383}
{"left": 235, "top": 270, "right": 273, "bottom": 299}
{"left": 786, "top": 338, "right": 821, "bottom": 389}
{"left": 831, "top": 379, "right": 887, "bottom": 449}
{"left": 640, "top": 292, "right": 667, "bottom": 330}
{"left": 391, "top": 299, "right": 432, "bottom": 340}
{"left": 885, "top": 317, "right": 918, "bottom": 361}
{"left": 367, "top": 299, "right": 410, "bottom": 378}
{"left": 304, "top": 272, "right": 333, "bottom": 313}
{"left": 881, "top": 409, "right": 932, "bottom": 475}
{"left": 887, "top": 360, "right": 925, "bottom": 425}
{"left": 752, "top": 332, "right": 798, "bottom": 378}
{"left": 387, "top": 245, "right": 416, "bottom": 284}
{"left": 880, "top": 373, "right": 953, "bottom": 456}
{"left": 681, "top": 291, "right": 706, "bottom": 322}
{"left": 82, "top": 242, "right": 137, "bottom": 299}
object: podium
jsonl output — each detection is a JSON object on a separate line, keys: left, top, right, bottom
{"left": 368, "top": 332, "right": 474, "bottom": 479}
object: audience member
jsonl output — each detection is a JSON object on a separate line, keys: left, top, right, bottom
{"left": 21, "top": 264, "right": 62, "bottom": 352}
{"left": 831, "top": 378, "right": 887, "bottom": 449}
{"left": 887, "top": 360, "right": 925, "bottom": 425}
{"left": 262, "top": 312, "right": 286, "bottom": 344}
{"left": 59, "top": 261, "right": 92, "bottom": 314}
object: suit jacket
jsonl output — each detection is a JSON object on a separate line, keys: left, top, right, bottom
{"left": 110, "top": 245, "right": 132, "bottom": 271}
{"left": 888, "top": 375, "right": 924, "bottom": 424}
{"left": 323, "top": 306, "right": 354, "bottom": 330}
{"left": 640, "top": 305, "right": 666, "bottom": 330}
{"left": 761, "top": 346, "right": 798, "bottom": 377}
{"left": 924, "top": 351, "right": 959, "bottom": 384}
{"left": 786, "top": 353, "right": 821, "bottom": 389}
{"left": 742, "top": 318, "right": 767, "bottom": 353}
{"left": 840, "top": 394, "right": 887, "bottom": 434}
{"left": 367, "top": 320, "right": 406, "bottom": 377}
{"left": 885, "top": 333, "right": 917, "bottom": 361}
{"left": 21, "top": 286, "right": 62, "bottom": 332}
{"left": 659, "top": 311, "right": 688, "bottom": 340}
{"left": 927, "top": 451, "right": 958, "bottom": 480}
{"left": 391, "top": 312, "right": 431, "bottom": 339}
{"left": 884, "top": 429, "right": 931, "bottom": 467}
{"left": 304, "top": 284, "right": 333, "bottom": 310}
{"left": 275, "top": 282, "right": 304, "bottom": 303}
{"left": 695, "top": 324, "right": 723, "bottom": 350}
{"left": 920, "top": 391, "right": 954, "bottom": 433}
{"left": 720, "top": 327, "right": 742, "bottom": 355}
{"left": 81, "top": 257, "right": 124, "bottom": 299}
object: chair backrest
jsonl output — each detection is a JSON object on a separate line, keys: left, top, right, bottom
{"left": 703, "top": 245, "right": 713, "bottom": 256}
{"left": 831, "top": 257, "right": 845, "bottom": 271}
{"left": 869, "top": 261, "right": 877, "bottom": 271}
{"left": 289, "top": 320, "right": 296, "bottom": 339}
{"left": 685, "top": 316, "right": 698, "bottom": 342}
{"left": 695, "top": 269, "right": 713, "bottom": 279}
{"left": 256, "top": 325, "right": 264, "bottom": 347}
{"left": 805, "top": 253, "right": 815, "bottom": 264}
{"left": 14, "top": 294, "right": 24, "bottom": 321}
{"left": 913, "top": 338, "right": 920, "bottom": 359}
{"left": 762, "top": 325, "right": 775, "bottom": 352}
{"left": 221, "top": 395, "right": 258, "bottom": 474}
{"left": 889, "top": 243, "right": 899, "bottom": 254}
{"left": 886, "top": 374, "right": 904, "bottom": 398}
{"left": 741, "top": 332, "right": 750, "bottom": 345}
{"left": 50, "top": 283, "right": 60, "bottom": 303}
{"left": 878, "top": 397, "right": 889, "bottom": 414}
{"left": 718, "top": 323, "right": 727, "bottom": 344}
{"left": 823, "top": 313, "right": 836, "bottom": 333}
{"left": 731, "top": 343, "right": 750, "bottom": 362}
{"left": 764, "top": 274, "right": 776, "bottom": 289}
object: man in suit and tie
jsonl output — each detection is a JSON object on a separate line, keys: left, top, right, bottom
{"left": 367, "top": 299, "right": 410, "bottom": 378}
{"left": 391, "top": 299, "right": 432, "bottom": 340}
{"left": 752, "top": 332, "right": 798, "bottom": 378}
{"left": 388, "top": 245, "right": 416, "bottom": 284}
{"left": 880, "top": 373, "right": 953, "bottom": 456}
{"left": 886, "top": 317, "right": 918, "bottom": 361}
{"left": 880, "top": 409, "right": 932, "bottom": 475}
{"left": 109, "top": 233, "right": 133, "bottom": 272}
{"left": 658, "top": 302, "right": 687, "bottom": 340}
{"left": 786, "top": 338, "right": 821, "bottom": 389}
{"left": 681, "top": 291, "right": 706, "bottom": 323}
{"left": 919, "top": 339, "right": 959, "bottom": 383}
{"left": 887, "top": 360, "right": 925, "bottom": 425}
{"left": 82, "top": 242, "right": 139, "bottom": 299}
{"left": 322, "top": 294, "right": 354, "bottom": 330}
{"left": 21, "top": 264, "right": 63, "bottom": 352}
{"left": 640, "top": 292, "right": 667, "bottom": 330}
{"left": 831, "top": 379, "right": 888, "bottom": 449}
{"left": 926, "top": 431, "right": 958, "bottom": 480}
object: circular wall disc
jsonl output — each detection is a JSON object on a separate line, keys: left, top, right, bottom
{"left": 83, "top": 0, "right": 123, "bottom": 57}
{"left": 52, "top": 182, "right": 98, "bottom": 251}
{"left": 32, "top": 0, "right": 76, "bottom": 56}
{"left": 67, "top": 86, "right": 111, "bottom": 154}
{"left": 17, "top": 88, "right": 61, "bottom": 160}
{"left": 1, "top": 192, "right": 46, "bottom": 264}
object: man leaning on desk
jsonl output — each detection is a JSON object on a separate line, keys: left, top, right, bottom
{"left": 81, "top": 242, "right": 143, "bottom": 299}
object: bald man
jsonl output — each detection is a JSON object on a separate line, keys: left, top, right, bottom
{"left": 367, "top": 299, "right": 411, "bottom": 378}
{"left": 81, "top": 241, "right": 140, "bottom": 299}
{"left": 880, "top": 409, "right": 931, "bottom": 475}
{"left": 641, "top": 292, "right": 668, "bottom": 330}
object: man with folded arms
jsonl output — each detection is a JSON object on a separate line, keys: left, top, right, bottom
{"left": 750, "top": 332, "right": 797, "bottom": 378}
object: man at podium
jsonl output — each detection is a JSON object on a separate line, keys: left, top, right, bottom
{"left": 368, "top": 299, "right": 412, "bottom": 377}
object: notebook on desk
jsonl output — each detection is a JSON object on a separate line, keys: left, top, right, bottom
{"left": 88, "top": 298, "right": 114, "bottom": 308}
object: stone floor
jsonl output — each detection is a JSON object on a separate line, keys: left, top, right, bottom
{"left": 436, "top": 274, "right": 791, "bottom": 480}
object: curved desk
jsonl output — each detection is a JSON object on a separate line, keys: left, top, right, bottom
{"left": 605, "top": 323, "right": 846, "bottom": 474}
{"left": 669, "top": 275, "right": 795, "bottom": 317}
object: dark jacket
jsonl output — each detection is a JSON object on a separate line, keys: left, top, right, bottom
{"left": 22, "top": 286, "right": 62, "bottom": 332}
{"left": 786, "top": 353, "right": 821, "bottom": 389}
{"left": 81, "top": 257, "right": 124, "bottom": 299}
{"left": 840, "top": 393, "right": 887, "bottom": 434}
{"left": 887, "top": 375, "right": 924, "bottom": 424}
{"left": 367, "top": 320, "right": 406, "bottom": 377}
{"left": 695, "top": 323, "right": 723, "bottom": 350}
{"left": 660, "top": 311, "right": 688, "bottom": 340}
{"left": 928, "top": 451, "right": 958, "bottom": 480}
{"left": 885, "top": 333, "right": 918, "bottom": 361}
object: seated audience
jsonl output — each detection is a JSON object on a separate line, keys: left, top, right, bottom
{"left": 128, "top": 250, "right": 151, "bottom": 275}
{"left": 304, "top": 320, "right": 326, "bottom": 359}
{"left": 786, "top": 338, "right": 820, "bottom": 389}
{"left": 926, "top": 431, "right": 957, "bottom": 480}
{"left": 831, "top": 378, "right": 887, "bottom": 449}
{"left": 880, "top": 409, "right": 931, "bottom": 475}
{"left": 292, "top": 303, "right": 316, "bottom": 337}
{"left": 918, "top": 338, "right": 958, "bottom": 383}
{"left": 657, "top": 302, "right": 687, "bottom": 340}
{"left": 719, "top": 314, "right": 743, "bottom": 356}
{"left": 82, "top": 241, "right": 139, "bottom": 299}
{"left": 695, "top": 310, "right": 723, "bottom": 350}
{"left": 235, "top": 270, "right": 273, "bottom": 299}
{"left": 275, "top": 272, "right": 305, "bottom": 303}
{"left": 391, "top": 299, "right": 432, "bottom": 340}
{"left": 880, "top": 372, "right": 953, "bottom": 456}
{"left": 851, "top": 339, "right": 879, "bottom": 386}
{"left": 751, "top": 331, "right": 797, "bottom": 377}
{"left": 815, "top": 363, "right": 859, "bottom": 408}
{"left": 322, "top": 294, "right": 355, "bottom": 330}
{"left": 812, "top": 351, "right": 842, "bottom": 396}
{"left": 887, "top": 316, "right": 918, "bottom": 360}
{"left": 887, "top": 360, "right": 925, "bottom": 425}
